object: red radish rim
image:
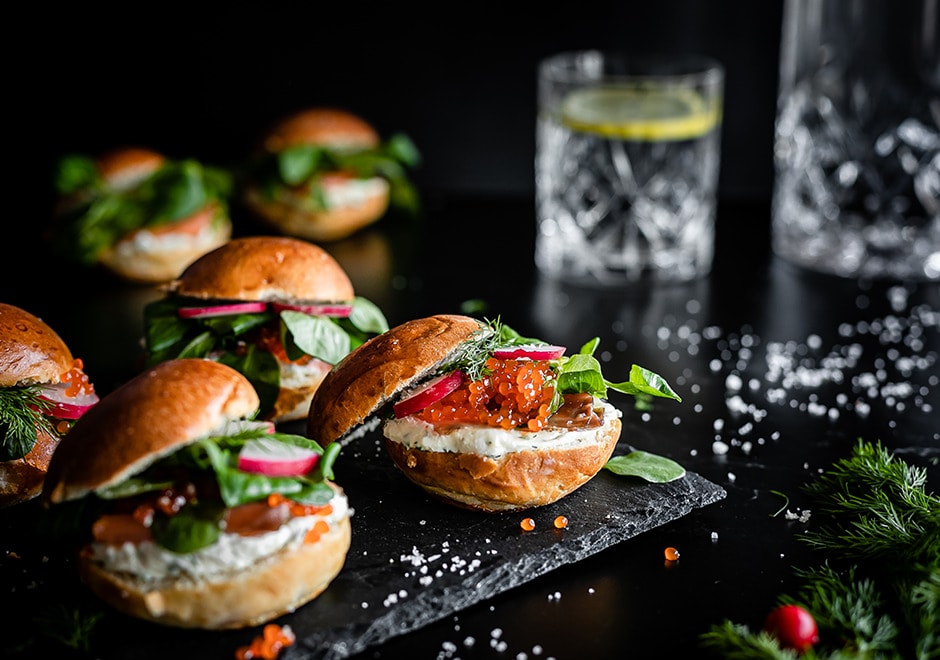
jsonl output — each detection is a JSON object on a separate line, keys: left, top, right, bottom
{"left": 178, "top": 302, "right": 268, "bottom": 319}
{"left": 237, "top": 438, "right": 321, "bottom": 477}
{"left": 393, "top": 370, "right": 465, "bottom": 418}
{"left": 38, "top": 385, "right": 100, "bottom": 420}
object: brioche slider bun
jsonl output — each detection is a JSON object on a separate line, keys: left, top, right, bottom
{"left": 308, "top": 315, "right": 679, "bottom": 513}
{"left": 42, "top": 358, "right": 351, "bottom": 629}
{"left": 243, "top": 107, "right": 420, "bottom": 242}
{"left": 143, "top": 236, "right": 389, "bottom": 423}
{"left": 0, "top": 303, "right": 98, "bottom": 507}
{"left": 52, "top": 147, "right": 233, "bottom": 284}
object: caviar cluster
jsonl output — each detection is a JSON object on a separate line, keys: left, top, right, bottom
{"left": 61, "top": 359, "right": 94, "bottom": 397}
{"left": 415, "top": 357, "right": 556, "bottom": 431}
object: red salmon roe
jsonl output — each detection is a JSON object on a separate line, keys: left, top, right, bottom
{"left": 664, "top": 546, "right": 680, "bottom": 561}
{"left": 268, "top": 493, "right": 333, "bottom": 518}
{"left": 520, "top": 517, "right": 536, "bottom": 531}
{"left": 554, "top": 515, "right": 569, "bottom": 529}
{"left": 235, "top": 623, "right": 296, "bottom": 660}
{"left": 304, "top": 520, "right": 331, "bottom": 544}
{"left": 60, "top": 358, "right": 95, "bottom": 397}
{"left": 415, "top": 358, "right": 556, "bottom": 431}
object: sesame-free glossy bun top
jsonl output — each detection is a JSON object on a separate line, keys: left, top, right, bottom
{"left": 42, "top": 359, "right": 260, "bottom": 505}
{"left": 306, "top": 314, "right": 488, "bottom": 445}
{"left": 96, "top": 147, "right": 166, "bottom": 190}
{"left": 168, "top": 236, "right": 355, "bottom": 303}
{"left": 0, "top": 303, "right": 74, "bottom": 388}
{"left": 261, "top": 108, "right": 380, "bottom": 153}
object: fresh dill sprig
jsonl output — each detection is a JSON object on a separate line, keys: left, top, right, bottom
{"left": 0, "top": 386, "right": 56, "bottom": 461}
{"left": 801, "top": 441, "right": 940, "bottom": 566}
{"left": 700, "top": 439, "right": 940, "bottom": 659}
{"left": 438, "top": 316, "right": 534, "bottom": 382}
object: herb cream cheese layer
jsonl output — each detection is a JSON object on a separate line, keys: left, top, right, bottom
{"left": 90, "top": 492, "right": 349, "bottom": 582}
{"left": 384, "top": 400, "right": 621, "bottom": 457}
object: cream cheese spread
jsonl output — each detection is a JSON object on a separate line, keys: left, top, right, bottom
{"left": 383, "top": 400, "right": 621, "bottom": 458}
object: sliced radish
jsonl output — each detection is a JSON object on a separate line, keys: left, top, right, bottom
{"left": 237, "top": 438, "right": 320, "bottom": 477}
{"left": 393, "top": 370, "right": 465, "bottom": 418}
{"left": 178, "top": 302, "right": 268, "bottom": 319}
{"left": 270, "top": 302, "right": 353, "bottom": 318}
{"left": 492, "top": 344, "right": 566, "bottom": 360}
{"left": 38, "top": 384, "right": 99, "bottom": 420}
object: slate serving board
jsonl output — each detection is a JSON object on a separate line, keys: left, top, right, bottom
{"left": 4, "top": 428, "right": 725, "bottom": 660}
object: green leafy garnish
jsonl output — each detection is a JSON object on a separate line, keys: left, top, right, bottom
{"left": 700, "top": 440, "right": 940, "bottom": 658}
{"left": 440, "top": 317, "right": 682, "bottom": 413}
{"left": 85, "top": 426, "right": 341, "bottom": 555}
{"left": 253, "top": 133, "right": 422, "bottom": 216}
{"left": 604, "top": 450, "right": 686, "bottom": 483}
{"left": 143, "top": 296, "right": 389, "bottom": 417}
{"left": 0, "top": 387, "right": 56, "bottom": 461}
{"left": 51, "top": 155, "right": 233, "bottom": 265}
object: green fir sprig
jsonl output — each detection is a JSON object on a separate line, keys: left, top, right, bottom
{"left": 700, "top": 439, "right": 940, "bottom": 659}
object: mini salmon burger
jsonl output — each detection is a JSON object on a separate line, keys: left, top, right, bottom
{"left": 41, "top": 358, "right": 351, "bottom": 629}
{"left": 242, "top": 107, "right": 421, "bottom": 242}
{"left": 51, "top": 147, "right": 233, "bottom": 284}
{"left": 0, "top": 303, "right": 98, "bottom": 507}
{"left": 306, "top": 314, "right": 681, "bottom": 512}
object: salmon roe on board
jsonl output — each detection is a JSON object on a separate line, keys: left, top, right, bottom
{"left": 415, "top": 358, "right": 556, "bottom": 431}
{"left": 235, "top": 623, "right": 296, "bottom": 660}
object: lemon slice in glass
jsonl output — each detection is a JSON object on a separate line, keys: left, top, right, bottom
{"left": 560, "top": 86, "right": 720, "bottom": 141}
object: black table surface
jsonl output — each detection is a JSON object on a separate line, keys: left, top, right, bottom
{"left": 2, "top": 194, "right": 938, "bottom": 659}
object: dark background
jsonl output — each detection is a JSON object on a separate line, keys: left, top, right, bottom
{"left": 17, "top": 1, "right": 783, "bottom": 217}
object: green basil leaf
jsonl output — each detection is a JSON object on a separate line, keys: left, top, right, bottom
{"left": 280, "top": 311, "right": 351, "bottom": 364}
{"left": 604, "top": 450, "right": 686, "bottom": 483}
{"left": 557, "top": 353, "right": 608, "bottom": 397}
{"left": 348, "top": 297, "right": 390, "bottom": 335}
{"left": 53, "top": 155, "right": 99, "bottom": 194}
{"left": 150, "top": 500, "right": 224, "bottom": 553}
{"left": 218, "top": 347, "right": 280, "bottom": 417}
{"left": 278, "top": 146, "right": 323, "bottom": 185}
{"left": 606, "top": 364, "right": 682, "bottom": 402}
{"left": 384, "top": 133, "right": 422, "bottom": 167}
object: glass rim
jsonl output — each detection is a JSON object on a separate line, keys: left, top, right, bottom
{"left": 539, "top": 50, "right": 725, "bottom": 86}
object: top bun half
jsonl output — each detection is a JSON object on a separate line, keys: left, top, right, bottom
{"left": 42, "top": 359, "right": 260, "bottom": 505}
{"left": 261, "top": 108, "right": 380, "bottom": 153}
{"left": 306, "top": 314, "right": 488, "bottom": 444}
{"left": 168, "top": 236, "right": 355, "bottom": 303}
{"left": 0, "top": 303, "right": 75, "bottom": 388}
{"left": 96, "top": 147, "right": 166, "bottom": 190}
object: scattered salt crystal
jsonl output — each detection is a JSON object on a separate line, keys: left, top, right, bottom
{"left": 712, "top": 440, "right": 729, "bottom": 455}
{"left": 711, "top": 531, "right": 719, "bottom": 541}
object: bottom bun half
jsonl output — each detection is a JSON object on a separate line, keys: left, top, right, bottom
{"left": 269, "top": 358, "right": 332, "bottom": 424}
{"left": 0, "top": 430, "right": 58, "bottom": 508}
{"left": 77, "top": 514, "right": 351, "bottom": 629}
{"left": 382, "top": 411, "right": 623, "bottom": 513}
{"left": 99, "top": 207, "right": 232, "bottom": 284}
{"left": 244, "top": 180, "right": 389, "bottom": 242}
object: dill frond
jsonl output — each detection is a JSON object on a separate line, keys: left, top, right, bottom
{"left": 801, "top": 440, "right": 940, "bottom": 565}
{"left": 0, "top": 386, "right": 56, "bottom": 460}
